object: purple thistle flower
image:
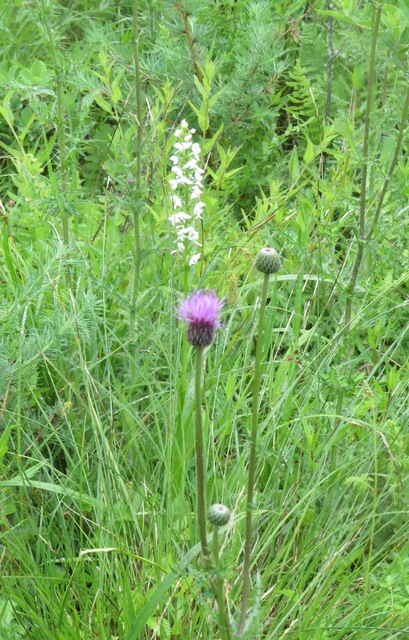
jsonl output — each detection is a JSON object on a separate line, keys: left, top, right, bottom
{"left": 177, "top": 290, "right": 225, "bottom": 347}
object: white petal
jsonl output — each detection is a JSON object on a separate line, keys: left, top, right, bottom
{"left": 190, "top": 185, "right": 203, "bottom": 199}
{"left": 177, "top": 225, "right": 199, "bottom": 242}
{"left": 183, "top": 159, "right": 198, "bottom": 170}
{"left": 174, "top": 141, "right": 192, "bottom": 152}
{"left": 169, "top": 176, "right": 193, "bottom": 189}
{"left": 193, "top": 202, "right": 205, "bottom": 218}
{"left": 191, "top": 142, "right": 201, "bottom": 157}
{"left": 172, "top": 165, "right": 183, "bottom": 178}
{"left": 169, "top": 212, "right": 191, "bottom": 225}
{"left": 170, "top": 195, "right": 182, "bottom": 208}
{"left": 189, "top": 253, "right": 201, "bottom": 266}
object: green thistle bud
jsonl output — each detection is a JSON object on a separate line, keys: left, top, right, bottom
{"left": 255, "top": 247, "right": 281, "bottom": 275}
{"left": 207, "top": 503, "right": 231, "bottom": 527}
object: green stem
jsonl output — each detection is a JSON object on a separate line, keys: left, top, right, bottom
{"left": 172, "top": 266, "right": 190, "bottom": 496}
{"left": 2, "top": 214, "right": 19, "bottom": 285}
{"left": 213, "top": 526, "right": 232, "bottom": 640}
{"left": 344, "top": 4, "right": 381, "bottom": 329}
{"left": 195, "top": 346, "right": 211, "bottom": 564}
{"left": 237, "top": 272, "right": 270, "bottom": 636}
{"left": 39, "top": 0, "right": 68, "bottom": 244}
{"left": 366, "top": 82, "right": 409, "bottom": 241}
{"left": 194, "top": 346, "right": 231, "bottom": 638}
{"left": 363, "top": 401, "right": 378, "bottom": 615}
{"left": 130, "top": 0, "right": 143, "bottom": 343}
{"left": 180, "top": 269, "right": 189, "bottom": 399}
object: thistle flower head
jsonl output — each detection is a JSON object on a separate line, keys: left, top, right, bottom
{"left": 177, "top": 290, "right": 224, "bottom": 347}
{"left": 207, "top": 503, "right": 231, "bottom": 527}
{"left": 255, "top": 247, "right": 281, "bottom": 275}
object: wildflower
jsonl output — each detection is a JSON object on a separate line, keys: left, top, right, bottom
{"left": 168, "top": 120, "right": 205, "bottom": 266}
{"left": 177, "top": 290, "right": 224, "bottom": 347}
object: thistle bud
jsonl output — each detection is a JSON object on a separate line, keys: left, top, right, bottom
{"left": 186, "top": 323, "right": 215, "bottom": 347}
{"left": 207, "top": 503, "right": 231, "bottom": 527}
{"left": 255, "top": 247, "right": 281, "bottom": 274}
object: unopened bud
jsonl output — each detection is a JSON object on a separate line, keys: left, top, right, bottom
{"left": 255, "top": 247, "right": 281, "bottom": 274}
{"left": 207, "top": 503, "right": 231, "bottom": 527}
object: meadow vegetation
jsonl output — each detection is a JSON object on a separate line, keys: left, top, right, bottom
{"left": 1, "top": 0, "right": 409, "bottom": 638}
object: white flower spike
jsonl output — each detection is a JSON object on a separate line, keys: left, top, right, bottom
{"left": 168, "top": 119, "right": 205, "bottom": 267}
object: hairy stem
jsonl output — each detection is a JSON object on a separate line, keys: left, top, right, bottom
{"left": 325, "top": 2, "right": 334, "bottom": 125}
{"left": 344, "top": 4, "right": 381, "bottom": 329}
{"left": 195, "top": 346, "right": 211, "bottom": 564}
{"left": 367, "top": 83, "right": 409, "bottom": 241}
{"left": 237, "top": 272, "right": 270, "bottom": 635}
{"left": 130, "top": 0, "right": 143, "bottom": 343}
{"left": 213, "top": 526, "right": 232, "bottom": 640}
{"left": 321, "top": 1, "right": 333, "bottom": 177}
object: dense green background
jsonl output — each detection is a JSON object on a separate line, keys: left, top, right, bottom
{"left": 1, "top": 1, "right": 409, "bottom": 638}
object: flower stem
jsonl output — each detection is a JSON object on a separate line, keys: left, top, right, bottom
{"left": 213, "top": 526, "right": 232, "bottom": 640}
{"left": 130, "top": 0, "right": 143, "bottom": 347}
{"left": 344, "top": 4, "right": 381, "bottom": 330}
{"left": 237, "top": 272, "right": 270, "bottom": 636}
{"left": 195, "top": 346, "right": 211, "bottom": 564}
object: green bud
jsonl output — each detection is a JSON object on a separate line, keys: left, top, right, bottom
{"left": 207, "top": 503, "right": 231, "bottom": 527}
{"left": 255, "top": 247, "right": 281, "bottom": 274}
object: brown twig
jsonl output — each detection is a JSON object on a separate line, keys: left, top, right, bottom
{"left": 175, "top": 3, "right": 203, "bottom": 83}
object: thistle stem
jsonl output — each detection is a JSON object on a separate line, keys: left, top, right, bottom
{"left": 344, "top": 4, "right": 381, "bottom": 330}
{"left": 238, "top": 272, "right": 270, "bottom": 636}
{"left": 130, "top": 0, "right": 143, "bottom": 346}
{"left": 195, "top": 346, "right": 211, "bottom": 564}
{"left": 213, "top": 526, "right": 232, "bottom": 640}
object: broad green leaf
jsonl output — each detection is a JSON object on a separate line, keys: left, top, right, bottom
{"left": 289, "top": 146, "right": 300, "bottom": 180}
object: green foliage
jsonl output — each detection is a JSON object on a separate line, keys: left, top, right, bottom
{"left": 1, "top": 0, "right": 409, "bottom": 638}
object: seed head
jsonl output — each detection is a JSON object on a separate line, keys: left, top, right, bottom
{"left": 255, "top": 247, "right": 281, "bottom": 274}
{"left": 176, "top": 290, "right": 224, "bottom": 347}
{"left": 207, "top": 503, "right": 231, "bottom": 527}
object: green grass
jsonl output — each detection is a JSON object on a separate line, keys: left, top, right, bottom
{"left": 1, "top": 0, "right": 409, "bottom": 638}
